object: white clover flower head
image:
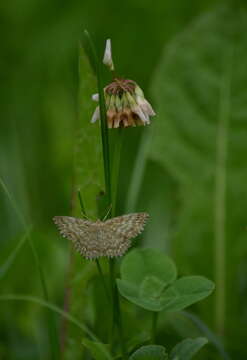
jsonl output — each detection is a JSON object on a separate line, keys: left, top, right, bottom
{"left": 90, "top": 78, "right": 155, "bottom": 128}
{"left": 103, "top": 39, "right": 115, "bottom": 71}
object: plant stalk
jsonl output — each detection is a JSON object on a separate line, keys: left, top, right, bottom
{"left": 109, "top": 259, "right": 127, "bottom": 359}
{"left": 214, "top": 47, "right": 233, "bottom": 337}
{"left": 83, "top": 31, "right": 126, "bottom": 358}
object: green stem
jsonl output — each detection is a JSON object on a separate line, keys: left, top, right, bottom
{"left": 109, "top": 259, "right": 116, "bottom": 346}
{"left": 108, "top": 128, "right": 126, "bottom": 357}
{"left": 109, "top": 259, "right": 127, "bottom": 359}
{"left": 78, "top": 191, "right": 110, "bottom": 302}
{"left": 96, "top": 259, "right": 110, "bottom": 302}
{"left": 214, "top": 47, "right": 233, "bottom": 337}
{"left": 111, "top": 128, "right": 124, "bottom": 215}
{"left": 83, "top": 31, "right": 126, "bottom": 358}
{"left": 151, "top": 312, "right": 158, "bottom": 344}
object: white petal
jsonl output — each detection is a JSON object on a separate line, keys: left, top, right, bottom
{"left": 136, "top": 96, "right": 156, "bottom": 116}
{"left": 92, "top": 93, "right": 99, "bottom": 102}
{"left": 145, "top": 116, "right": 150, "bottom": 124}
{"left": 91, "top": 106, "right": 100, "bottom": 123}
{"left": 103, "top": 39, "right": 114, "bottom": 71}
{"left": 133, "top": 106, "right": 149, "bottom": 124}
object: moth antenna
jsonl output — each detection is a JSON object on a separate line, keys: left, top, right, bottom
{"left": 102, "top": 203, "right": 113, "bottom": 221}
{"left": 81, "top": 212, "right": 91, "bottom": 220}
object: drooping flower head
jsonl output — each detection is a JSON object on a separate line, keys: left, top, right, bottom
{"left": 91, "top": 39, "right": 155, "bottom": 128}
{"left": 91, "top": 79, "right": 155, "bottom": 128}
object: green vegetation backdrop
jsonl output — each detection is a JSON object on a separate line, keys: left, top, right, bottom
{"left": 0, "top": 0, "right": 246, "bottom": 359}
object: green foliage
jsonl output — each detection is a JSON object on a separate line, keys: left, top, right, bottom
{"left": 0, "top": 228, "right": 30, "bottom": 280}
{"left": 117, "top": 249, "right": 214, "bottom": 312}
{"left": 177, "top": 311, "right": 231, "bottom": 360}
{"left": 129, "top": 345, "right": 168, "bottom": 360}
{"left": 162, "top": 277, "right": 215, "bottom": 312}
{"left": 62, "top": 44, "right": 105, "bottom": 360}
{"left": 129, "top": 338, "right": 207, "bottom": 360}
{"left": 81, "top": 339, "right": 112, "bottom": 360}
{"left": 170, "top": 337, "right": 208, "bottom": 360}
{"left": 76, "top": 44, "right": 104, "bottom": 218}
{"left": 120, "top": 248, "right": 177, "bottom": 288}
{"left": 149, "top": 5, "right": 247, "bottom": 353}
{"left": 1, "top": 0, "right": 246, "bottom": 358}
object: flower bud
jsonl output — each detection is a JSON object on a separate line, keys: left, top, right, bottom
{"left": 103, "top": 39, "right": 115, "bottom": 71}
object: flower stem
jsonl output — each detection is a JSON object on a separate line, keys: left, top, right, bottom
{"left": 111, "top": 128, "right": 124, "bottom": 216}
{"left": 96, "top": 259, "right": 110, "bottom": 302}
{"left": 83, "top": 31, "right": 126, "bottom": 358}
{"left": 83, "top": 30, "right": 111, "bottom": 210}
{"left": 109, "top": 258, "right": 127, "bottom": 359}
{"left": 78, "top": 191, "right": 110, "bottom": 301}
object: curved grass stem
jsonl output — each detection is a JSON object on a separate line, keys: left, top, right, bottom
{"left": 0, "top": 177, "right": 59, "bottom": 360}
{"left": 0, "top": 295, "right": 113, "bottom": 359}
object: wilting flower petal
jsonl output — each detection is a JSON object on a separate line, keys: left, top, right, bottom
{"left": 136, "top": 96, "right": 156, "bottom": 116}
{"left": 126, "top": 92, "right": 149, "bottom": 124}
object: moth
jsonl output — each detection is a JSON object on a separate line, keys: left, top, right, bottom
{"left": 53, "top": 213, "right": 149, "bottom": 259}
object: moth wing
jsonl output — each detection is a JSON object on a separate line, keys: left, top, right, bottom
{"left": 53, "top": 216, "right": 94, "bottom": 256}
{"left": 102, "top": 213, "right": 149, "bottom": 257}
{"left": 105, "top": 213, "right": 149, "bottom": 238}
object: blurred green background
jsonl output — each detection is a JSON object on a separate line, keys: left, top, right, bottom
{"left": 1, "top": 0, "right": 247, "bottom": 359}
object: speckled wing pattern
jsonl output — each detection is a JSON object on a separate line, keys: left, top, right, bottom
{"left": 53, "top": 213, "right": 149, "bottom": 259}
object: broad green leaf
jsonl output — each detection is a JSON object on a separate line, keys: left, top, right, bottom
{"left": 129, "top": 345, "right": 168, "bottom": 360}
{"left": 160, "top": 276, "right": 215, "bottom": 312}
{"left": 75, "top": 44, "right": 104, "bottom": 218}
{"left": 140, "top": 276, "right": 167, "bottom": 300}
{"left": 170, "top": 337, "right": 208, "bottom": 360}
{"left": 81, "top": 339, "right": 112, "bottom": 360}
{"left": 118, "top": 250, "right": 214, "bottom": 312}
{"left": 121, "top": 248, "right": 177, "bottom": 287}
{"left": 149, "top": 5, "right": 247, "bottom": 351}
{"left": 117, "top": 278, "right": 166, "bottom": 312}
{"left": 117, "top": 276, "right": 214, "bottom": 312}
{"left": 117, "top": 248, "right": 177, "bottom": 311}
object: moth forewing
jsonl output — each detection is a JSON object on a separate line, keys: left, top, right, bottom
{"left": 105, "top": 213, "right": 149, "bottom": 239}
